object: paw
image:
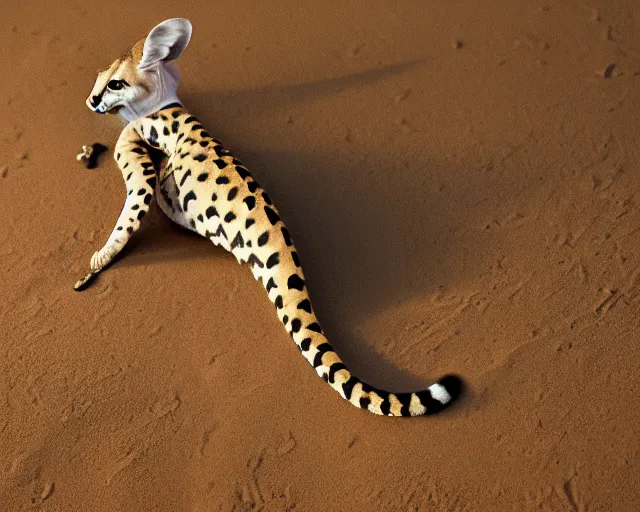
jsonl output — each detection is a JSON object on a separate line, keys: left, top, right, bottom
{"left": 90, "top": 247, "right": 114, "bottom": 272}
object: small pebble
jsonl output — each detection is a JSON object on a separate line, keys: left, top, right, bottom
{"left": 600, "top": 64, "right": 617, "bottom": 79}
{"left": 77, "top": 143, "right": 108, "bottom": 169}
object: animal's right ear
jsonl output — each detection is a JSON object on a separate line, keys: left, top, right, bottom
{"left": 138, "top": 18, "right": 192, "bottom": 71}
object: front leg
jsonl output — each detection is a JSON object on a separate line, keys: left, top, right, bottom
{"left": 74, "top": 124, "right": 156, "bottom": 290}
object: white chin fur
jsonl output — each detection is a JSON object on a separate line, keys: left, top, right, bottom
{"left": 428, "top": 383, "right": 452, "bottom": 404}
{"left": 119, "top": 62, "right": 181, "bottom": 122}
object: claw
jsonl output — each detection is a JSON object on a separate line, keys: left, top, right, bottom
{"left": 74, "top": 271, "right": 98, "bottom": 291}
{"left": 77, "top": 246, "right": 114, "bottom": 291}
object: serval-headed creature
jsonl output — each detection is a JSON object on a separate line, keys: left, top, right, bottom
{"left": 78, "top": 18, "right": 462, "bottom": 416}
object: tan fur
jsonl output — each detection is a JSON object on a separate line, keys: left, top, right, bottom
{"left": 77, "top": 19, "right": 461, "bottom": 417}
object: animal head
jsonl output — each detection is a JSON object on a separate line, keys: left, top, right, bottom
{"left": 86, "top": 18, "right": 192, "bottom": 122}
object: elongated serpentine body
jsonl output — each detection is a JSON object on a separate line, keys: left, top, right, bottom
{"left": 77, "top": 18, "right": 463, "bottom": 416}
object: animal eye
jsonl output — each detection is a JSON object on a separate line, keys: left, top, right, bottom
{"left": 107, "top": 80, "right": 124, "bottom": 90}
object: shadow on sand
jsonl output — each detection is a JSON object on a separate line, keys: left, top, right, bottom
{"left": 98, "top": 60, "right": 515, "bottom": 402}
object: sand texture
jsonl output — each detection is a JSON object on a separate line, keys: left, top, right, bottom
{"left": 1, "top": 1, "right": 640, "bottom": 510}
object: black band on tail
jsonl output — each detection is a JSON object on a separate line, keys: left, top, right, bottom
{"left": 421, "top": 375, "right": 464, "bottom": 416}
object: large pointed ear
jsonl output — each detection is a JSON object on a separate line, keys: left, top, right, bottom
{"left": 138, "top": 18, "right": 192, "bottom": 71}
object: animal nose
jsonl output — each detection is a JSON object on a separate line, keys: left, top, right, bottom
{"left": 89, "top": 95, "right": 101, "bottom": 108}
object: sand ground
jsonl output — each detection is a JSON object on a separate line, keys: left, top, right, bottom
{"left": 1, "top": 1, "right": 639, "bottom": 510}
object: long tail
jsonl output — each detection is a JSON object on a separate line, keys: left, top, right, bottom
{"left": 248, "top": 226, "right": 463, "bottom": 417}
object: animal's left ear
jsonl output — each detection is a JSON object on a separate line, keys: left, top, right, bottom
{"left": 138, "top": 18, "right": 192, "bottom": 70}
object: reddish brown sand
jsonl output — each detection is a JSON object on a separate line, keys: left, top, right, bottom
{"left": 1, "top": 1, "right": 640, "bottom": 510}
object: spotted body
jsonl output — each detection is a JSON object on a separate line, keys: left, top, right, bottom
{"left": 78, "top": 19, "right": 462, "bottom": 416}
